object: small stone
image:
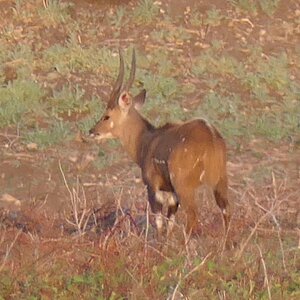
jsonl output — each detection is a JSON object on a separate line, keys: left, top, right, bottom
{"left": 27, "top": 143, "right": 38, "bottom": 151}
{"left": 134, "top": 177, "right": 142, "bottom": 183}
{"left": 0, "top": 193, "right": 21, "bottom": 209}
{"left": 259, "top": 29, "right": 266, "bottom": 36}
{"left": 47, "top": 72, "right": 60, "bottom": 81}
{"left": 68, "top": 155, "right": 78, "bottom": 163}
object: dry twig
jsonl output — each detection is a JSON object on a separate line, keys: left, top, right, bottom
{"left": 0, "top": 229, "right": 22, "bottom": 272}
{"left": 256, "top": 243, "right": 272, "bottom": 300}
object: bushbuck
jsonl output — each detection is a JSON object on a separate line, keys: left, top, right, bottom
{"left": 89, "top": 49, "right": 230, "bottom": 237}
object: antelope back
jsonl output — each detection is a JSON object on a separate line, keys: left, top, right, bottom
{"left": 89, "top": 49, "right": 146, "bottom": 141}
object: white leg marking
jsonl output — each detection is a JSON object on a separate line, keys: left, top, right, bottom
{"left": 155, "top": 213, "right": 163, "bottom": 232}
{"left": 167, "top": 193, "right": 177, "bottom": 206}
{"left": 167, "top": 214, "right": 176, "bottom": 236}
{"left": 199, "top": 170, "right": 206, "bottom": 182}
{"left": 155, "top": 191, "right": 166, "bottom": 205}
{"left": 156, "top": 191, "right": 177, "bottom": 206}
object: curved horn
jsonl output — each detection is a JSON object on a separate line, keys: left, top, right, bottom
{"left": 124, "top": 48, "right": 136, "bottom": 91}
{"left": 109, "top": 49, "right": 125, "bottom": 103}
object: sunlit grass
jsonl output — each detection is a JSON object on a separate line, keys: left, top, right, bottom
{"left": 0, "top": 1, "right": 299, "bottom": 299}
{"left": 0, "top": 79, "right": 45, "bottom": 128}
{"left": 50, "top": 84, "right": 87, "bottom": 117}
{"left": 24, "top": 121, "right": 72, "bottom": 148}
{"left": 133, "top": 0, "right": 160, "bottom": 24}
{"left": 38, "top": 0, "right": 73, "bottom": 26}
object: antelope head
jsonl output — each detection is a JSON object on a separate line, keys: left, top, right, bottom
{"left": 89, "top": 49, "right": 146, "bottom": 141}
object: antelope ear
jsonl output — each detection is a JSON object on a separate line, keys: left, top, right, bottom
{"left": 118, "top": 91, "right": 132, "bottom": 111}
{"left": 133, "top": 89, "right": 146, "bottom": 111}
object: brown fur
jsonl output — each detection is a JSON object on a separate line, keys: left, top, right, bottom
{"left": 89, "top": 51, "right": 230, "bottom": 237}
{"left": 137, "top": 118, "right": 229, "bottom": 233}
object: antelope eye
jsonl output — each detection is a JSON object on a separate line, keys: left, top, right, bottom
{"left": 102, "top": 115, "right": 110, "bottom": 121}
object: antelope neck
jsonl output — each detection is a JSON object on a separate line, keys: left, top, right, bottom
{"left": 119, "top": 111, "right": 155, "bottom": 166}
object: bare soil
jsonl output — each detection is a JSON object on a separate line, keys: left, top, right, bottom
{"left": 0, "top": 0, "right": 299, "bottom": 298}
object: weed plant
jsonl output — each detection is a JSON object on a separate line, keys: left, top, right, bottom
{"left": 24, "top": 121, "right": 72, "bottom": 148}
{"left": 133, "top": 0, "right": 160, "bottom": 24}
{"left": 38, "top": 0, "right": 73, "bottom": 26}
{"left": 0, "top": 79, "right": 44, "bottom": 128}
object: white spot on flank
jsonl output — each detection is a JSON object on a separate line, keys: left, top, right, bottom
{"left": 199, "top": 170, "right": 205, "bottom": 182}
{"left": 181, "top": 137, "right": 186, "bottom": 142}
{"left": 193, "top": 157, "right": 200, "bottom": 169}
{"left": 110, "top": 121, "right": 114, "bottom": 128}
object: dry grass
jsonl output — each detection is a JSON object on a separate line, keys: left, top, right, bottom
{"left": 0, "top": 0, "right": 299, "bottom": 298}
{"left": 0, "top": 170, "right": 299, "bottom": 298}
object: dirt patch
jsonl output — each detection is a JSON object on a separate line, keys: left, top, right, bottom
{"left": 0, "top": 0, "right": 299, "bottom": 298}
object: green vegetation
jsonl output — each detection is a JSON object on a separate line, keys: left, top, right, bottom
{"left": 133, "top": 0, "right": 160, "bottom": 24}
{"left": 229, "top": 0, "right": 281, "bottom": 16}
{"left": 1, "top": 0, "right": 297, "bottom": 146}
{"left": 0, "top": 79, "right": 44, "bottom": 128}
{"left": 77, "top": 97, "right": 106, "bottom": 135}
{"left": 12, "top": 0, "right": 33, "bottom": 20}
{"left": 150, "top": 26, "right": 192, "bottom": 45}
{"left": 109, "top": 6, "right": 128, "bottom": 29}
{"left": 204, "top": 7, "right": 225, "bottom": 26}
{"left": 0, "top": 0, "right": 299, "bottom": 299}
{"left": 229, "top": 0, "right": 258, "bottom": 14}
{"left": 190, "top": 44, "right": 300, "bottom": 144}
{"left": 24, "top": 121, "right": 72, "bottom": 148}
{"left": 94, "top": 147, "right": 119, "bottom": 170}
{"left": 38, "top": 0, "right": 73, "bottom": 26}
{"left": 50, "top": 84, "right": 87, "bottom": 117}
{"left": 0, "top": 238, "right": 298, "bottom": 299}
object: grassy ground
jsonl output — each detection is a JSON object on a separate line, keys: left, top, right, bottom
{"left": 0, "top": 0, "right": 299, "bottom": 299}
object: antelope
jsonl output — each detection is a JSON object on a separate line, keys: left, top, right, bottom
{"left": 89, "top": 49, "right": 230, "bottom": 237}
